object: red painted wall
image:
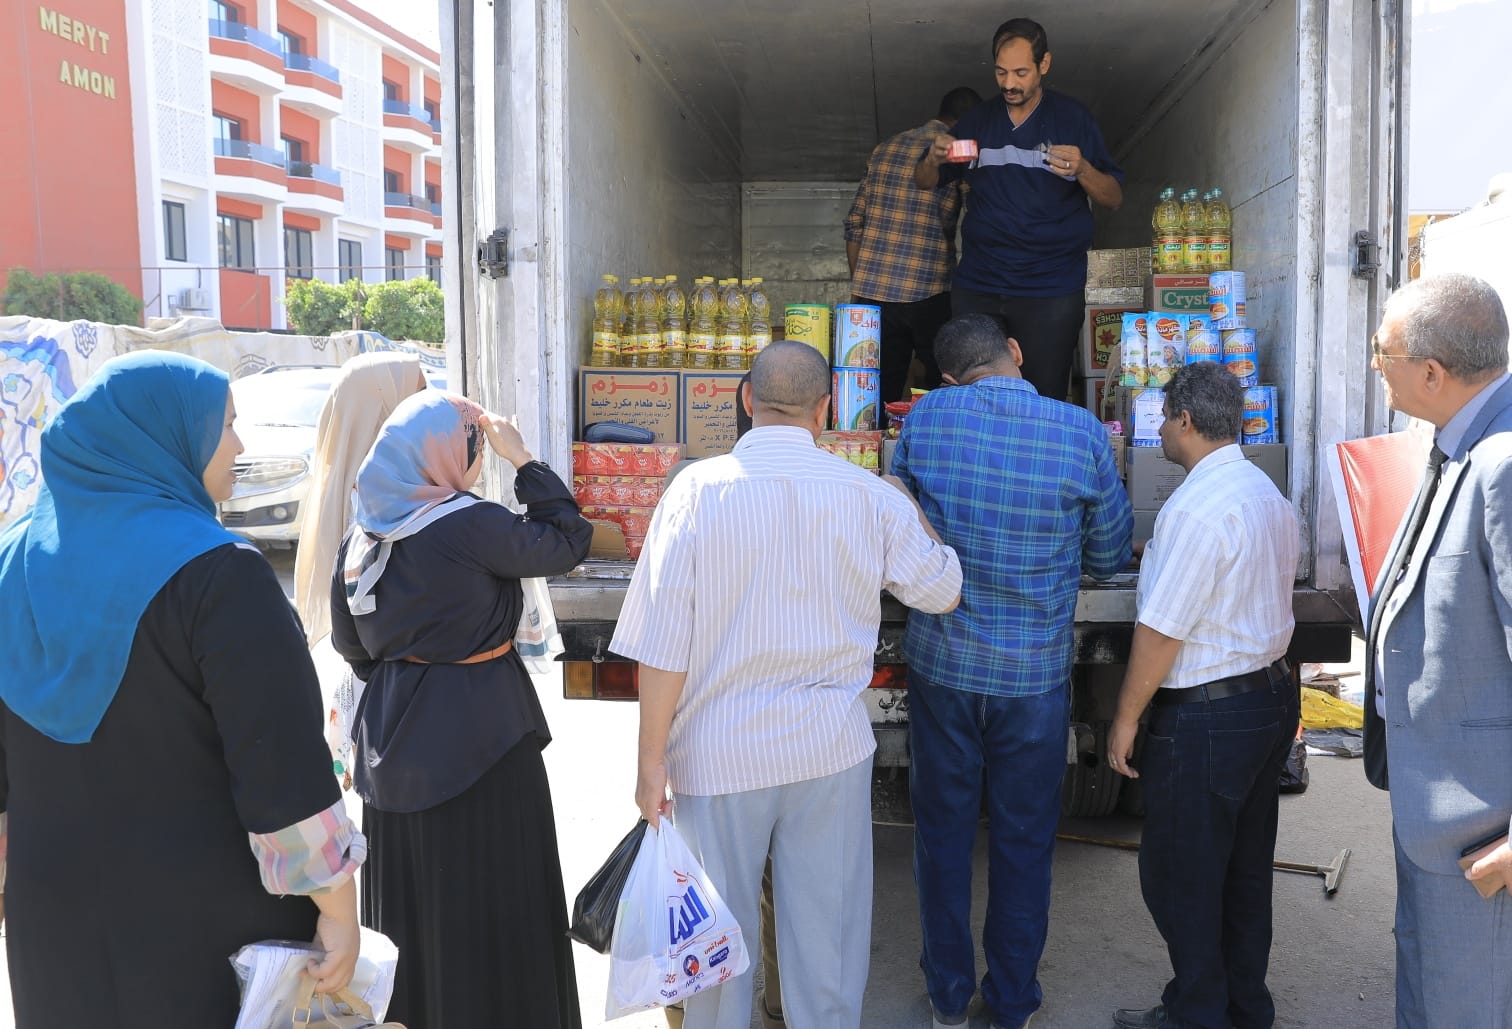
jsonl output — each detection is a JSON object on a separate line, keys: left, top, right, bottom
{"left": 280, "top": 105, "right": 321, "bottom": 162}
{"left": 219, "top": 268, "right": 271, "bottom": 329}
{"left": 381, "top": 55, "right": 409, "bottom": 100}
{"left": 284, "top": 211, "right": 319, "bottom": 232}
{"left": 0, "top": 0, "right": 142, "bottom": 303}
{"left": 384, "top": 234, "right": 412, "bottom": 252}
{"left": 276, "top": 1, "right": 317, "bottom": 54}
{"left": 383, "top": 146, "right": 409, "bottom": 193}
{"left": 212, "top": 81, "right": 263, "bottom": 142}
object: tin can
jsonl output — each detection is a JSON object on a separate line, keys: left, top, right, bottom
{"left": 946, "top": 138, "right": 979, "bottom": 163}
{"left": 1222, "top": 329, "right": 1259, "bottom": 387}
{"left": 1183, "top": 313, "right": 1221, "bottom": 363}
{"left": 832, "top": 368, "right": 881, "bottom": 431}
{"left": 1120, "top": 312, "right": 1148, "bottom": 387}
{"left": 1146, "top": 314, "right": 1186, "bottom": 387}
{"left": 784, "top": 304, "right": 832, "bottom": 363}
{"left": 833, "top": 304, "right": 882, "bottom": 368}
{"left": 1242, "top": 385, "right": 1278, "bottom": 444}
{"left": 1208, "top": 271, "right": 1248, "bottom": 329}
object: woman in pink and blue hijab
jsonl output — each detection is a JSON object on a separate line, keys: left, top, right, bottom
{"left": 329, "top": 389, "right": 593, "bottom": 1028}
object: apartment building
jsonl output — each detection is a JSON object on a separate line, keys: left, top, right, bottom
{"left": 2, "top": 0, "right": 443, "bottom": 331}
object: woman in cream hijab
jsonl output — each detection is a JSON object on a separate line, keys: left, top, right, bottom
{"left": 294, "top": 351, "right": 425, "bottom": 645}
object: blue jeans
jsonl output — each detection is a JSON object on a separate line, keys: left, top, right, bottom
{"left": 1138, "top": 673, "right": 1299, "bottom": 1029}
{"left": 908, "top": 671, "right": 1070, "bottom": 1026}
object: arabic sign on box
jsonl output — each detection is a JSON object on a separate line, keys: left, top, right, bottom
{"left": 681, "top": 372, "right": 747, "bottom": 458}
{"left": 578, "top": 367, "right": 680, "bottom": 443}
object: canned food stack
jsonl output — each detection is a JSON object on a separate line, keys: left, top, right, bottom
{"left": 1207, "top": 270, "right": 1278, "bottom": 445}
{"left": 832, "top": 303, "right": 882, "bottom": 432}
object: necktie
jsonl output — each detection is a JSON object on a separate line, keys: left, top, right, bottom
{"left": 1370, "top": 443, "right": 1448, "bottom": 636}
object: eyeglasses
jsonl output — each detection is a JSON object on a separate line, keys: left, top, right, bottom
{"left": 1371, "top": 339, "right": 1423, "bottom": 367}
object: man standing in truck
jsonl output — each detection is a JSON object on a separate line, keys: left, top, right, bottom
{"left": 1107, "top": 361, "right": 1299, "bottom": 1029}
{"left": 845, "top": 85, "right": 981, "bottom": 403}
{"left": 893, "top": 313, "right": 1132, "bottom": 1029}
{"left": 1362, "top": 273, "right": 1512, "bottom": 1027}
{"left": 614, "top": 340, "right": 962, "bottom": 1029}
{"left": 914, "top": 17, "right": 1123, "bottom": 403}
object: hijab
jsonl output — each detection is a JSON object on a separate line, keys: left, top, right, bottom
{"left": 0, "top": 351, "right": 241, "bottom": 743}
{"left": 341, "top": 391, "right": 486, "bottom": 616}
{"left": 293, "top": 352, "right": 423, "bottom": 644}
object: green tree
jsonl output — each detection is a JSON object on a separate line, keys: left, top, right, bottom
{"left": 283, "top": 278, "right": 364, "bottom": 336}
{"left": 362, "top": 278, "right": 444, "bottom": 343}
{"left": 2, "top": 268, "right": 144, "bottom": 325}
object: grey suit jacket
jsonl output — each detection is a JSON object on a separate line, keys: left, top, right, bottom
{"left": 1364, "top": 376, "right": 1512, "bottom": 873}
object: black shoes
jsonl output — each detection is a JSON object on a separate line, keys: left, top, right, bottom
{"left": 1112, "top": 1005, "right": 1174, "bottom": 1028}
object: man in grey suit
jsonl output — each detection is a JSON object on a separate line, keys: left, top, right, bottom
{"left": 1365, "top": 272, "right": 1512, "bottom": 1027}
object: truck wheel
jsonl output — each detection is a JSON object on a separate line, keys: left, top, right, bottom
{"left": 1116, "top": 726, "right": 1147, "bottom": 817}
{"left": 1061, "top": 720, "right": 1123, "bottom": 818}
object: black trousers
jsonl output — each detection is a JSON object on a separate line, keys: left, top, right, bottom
{"left": 861, "top": 291, "right": 952, "bottom": 403}
{"left": 951, "top": 288, "right": 1083, "bottom": 402}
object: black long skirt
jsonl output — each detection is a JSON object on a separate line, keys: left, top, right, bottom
{"left": 362, "top": 737, "right": 582, "bottom": 1028}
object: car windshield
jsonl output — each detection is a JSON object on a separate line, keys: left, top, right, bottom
{"left": 231, "top": 371, "right": 334, "bottom": 427}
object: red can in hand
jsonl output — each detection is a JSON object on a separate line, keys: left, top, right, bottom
{"left": 946, "top": 139, "right": 978, "bottom": 163}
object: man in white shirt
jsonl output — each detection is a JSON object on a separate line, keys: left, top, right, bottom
{"left": 1105, "top": 360, "right": 1299, "bottom": 1029}
{"left": 613, "top": 340, "right": 963, "bottom": 1029}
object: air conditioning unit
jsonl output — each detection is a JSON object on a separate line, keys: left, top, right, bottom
{"left": 178, "top": 288, "right": 211, "bottom": 311}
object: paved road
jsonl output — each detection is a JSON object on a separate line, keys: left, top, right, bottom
{"left": 0, "top": 548, "right": 1397, "bottom": 1027}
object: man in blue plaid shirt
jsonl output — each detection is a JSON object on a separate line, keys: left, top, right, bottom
{"left": 892, "top": 313, "right": 1132, "bottom": 1029}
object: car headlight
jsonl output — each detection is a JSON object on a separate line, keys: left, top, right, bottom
{"left": 231, "top": 457, "right": 309, "bottom": 498}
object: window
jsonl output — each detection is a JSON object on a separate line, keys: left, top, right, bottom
{"left": 218, "top": 214, "right": 255, "bottom": 269}
{"left": 283, "top": 226, "right": 313, "bottom": 279}
{"left": 383, "top": 170, "right": 402, "bottom": 195}
{"left": 279, "top": 30, "right": 302, "bottom": 55}
{"left": 385, "top": 247, "right": 406, "bottom": 281}
{"left": 424, "top": 182, "right": 438, "bottom": 203}
{"left": 209, "top": 0, "right": 239, "bottom": 23}
{"left": 213, "top": 114, "right": 242, "bottom": 142}
{"left": 163, "top": 201, "right": 187, "bottom": 262}
{"left": 424, "top": 98, "right": 439, "bottom": 126}
{"left": 426, "top": 254, "right": 442, "bottom": 284}
{"left": 338, "top": 239, "right": 362, "bottom": 282}
{"left": 281, "top": 136, "right": 304, "bottom": 163}
{"left": 382, "top": 79, "right": 400, "bottom": 102}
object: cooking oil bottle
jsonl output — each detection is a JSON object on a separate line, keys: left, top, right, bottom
{"left": 1180, "top": 188, "right": 1208, "bottom": 273}
{"left": 620, "top": 277, "right": 642, "bottom": 363}
{"left": 662, "top": 274, "right": 687, "bottom": 370}
{"left": 1151, "top": 187, "right": 1182, "bottom": 274}
{"left": 643, "top": 277, "right": 667, "bottom": 368}
{"left": 686, "top": 276, "right": 718, "bottom": 369}
{"left": 1205, "top": 188, "right": 1232, "bottom": 272}
{"left": 591, "top": 273, "right": 622, "bottom": 366}
{"left": 745, "top": 277, "right": 771, "bottom": 368}
{"left": 717, "top": 278, "right": 746, "bottom": 370}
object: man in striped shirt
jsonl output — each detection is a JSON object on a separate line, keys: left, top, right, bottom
{"left": 845, "top": 86, "right": 981, "bottom": 403}
{"left": 1107, "top": 361, "right": 1299, "bottom": 1029}
{"left": 613, "top": 340, "right": 963, "bottom": 1029}
{"left": 892, "top": 313, "right": 1132, "bottom": 1029}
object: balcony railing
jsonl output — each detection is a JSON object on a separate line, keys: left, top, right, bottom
{"left": 383, "top": 99, "right": 433, "bottom": 124}
{"left": 287, "top": 160, "right": 341, "bottom": 186}
{"left": 385, "top": 192, "right": 434, "bottom": 211}
{"left": 285, "top": 52, "right": 340, "bottom": 84}
{"left": 430, "top": 200, "right": 442, "bottom": 216}
{"left": 215, "top": 138, "right": 286, "bottom": 167}
{"left": 208, "top": 20, "right": 285, "bottom": 61}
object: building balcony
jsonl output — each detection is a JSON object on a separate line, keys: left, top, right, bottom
{"left": 382, "top": 100, "right": 439, "bottom": 153}
{"left": 384, "top": 191, "right": 440, "bottom": 230}
{"left": 208, "top": 20, "right": 286, "bottom": 93}
{"left": 282, "top": 52, "right": 343, "bottom": 114}
{"left": 285, "top": 160, "right": 344, "bottom": 216}
{"left": 214, "top": 140, "right": 290, "bottom": 203}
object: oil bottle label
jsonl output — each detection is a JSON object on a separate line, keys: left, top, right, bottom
{"left": 663, "top": 329, "right": 687, "bottom": 352}
{"left": 688, "top": 331, "right": 717, "bottom": 354}
{"left": 717, "top": 332, "right": 745, "bottom": 356}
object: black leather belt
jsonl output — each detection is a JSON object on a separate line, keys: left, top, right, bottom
{"left": 1152, "top": 658, "right": 1291, "bottom": 706}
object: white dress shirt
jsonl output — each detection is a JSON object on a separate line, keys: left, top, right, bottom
{"left": 1137, "top": 444, "right": 1299, "bottom": 689}
{"left": 611, "top": 426, "right": 962, "bottom": 796}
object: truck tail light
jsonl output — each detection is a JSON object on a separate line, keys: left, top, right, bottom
{"left": 868, "top": 665, "right": 908, "bottom": 689}
{"left": 563, "top": 660, "right": 639, "bottom": 700}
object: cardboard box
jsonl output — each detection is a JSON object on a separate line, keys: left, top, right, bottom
{"left": 1131, "top": 389, "right": 1166, "bottom": 447}
{"left": 573, "top": 476, "right": 664, "bottom": 508}
{"left": 881, "top": 436, "right": 899, "bottom": 476}
{"left": 1086, "top": 248, "right": 1151, "bottom": 290}
{"left": 1080, "top": 306, "right": 1141, "bottom": 374}
{"left": 1145, "top": 274, "right": 1211, "bottom": 313}
{"left": 1133, "top": 508, "right": 1160, "bottom": 545}
{"left": 578, "top": 367, "right": 680, "bottom": 442}
{"left": 572, "top": 442, "right": 685, "bottom": 478}
{"left": 587, "top": 522, "right": 646, "bottom": 561}
{"left": 1113, "top": 385, "right": 1152, "bottom": 429}
{"left": 680, "top": 371, "right": 747, "bottom": 458}
{"left": 579, "top": 505, "right": 657, "bottom": 539}
{"left": 1125, "top": 443, "right": 1289, "bottom": 509}
{"left": 1085, "top": 286, "right": 1146, "bottom": 307}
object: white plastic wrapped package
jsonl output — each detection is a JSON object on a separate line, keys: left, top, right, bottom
{"left": 605, "top": 820, "right": 750, "bottom": 1020}
{"left": 231, "top": 926, "right": 399, "bottom": 1029}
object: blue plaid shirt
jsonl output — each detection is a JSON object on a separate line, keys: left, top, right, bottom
{"left": 892, "top": 377, "right": 1133, "bottom": 696}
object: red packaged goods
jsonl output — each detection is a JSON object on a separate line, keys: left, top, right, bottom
{"left": 572, "top": 476, "right": 665, "bottom": 508}
{"left": 580, "top": 506, "right": 658, "bottom": 539}
{"left": 572, "top": 442, "right": 684, "bottom": 478}
{"left": 624, "top": 536, "right": 646, "bottom": 560}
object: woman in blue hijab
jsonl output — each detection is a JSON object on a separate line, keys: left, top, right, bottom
{"left": 0, "top": 351, "right": 368, "bottom": 1027}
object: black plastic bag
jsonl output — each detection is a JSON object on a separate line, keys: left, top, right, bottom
{"left": 1279, "top": 738, "right": 1309, "bottom": 794}
{"left": 566, "top": 818, "right": 648, "bottom": 953}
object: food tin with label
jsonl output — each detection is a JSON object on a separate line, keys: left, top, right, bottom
{"left": 784, "top": 304, "right": 831, "bottom": 363}
{"left": 833, "top": 304, "right": 882, "bottom": 368}
{"left": 1222, "top": 328, "right": 1259, "bottom": 387}
{"left": 1183, "top": 313, "right": 1221, "bottom": 363}
{"left": 832, "top": 368, "right": 881, "bottom": 431}
{"left": 1242, "top": 385, "right": 1278, "bottom": 444}
{"left": 1208, "top": 271, "right": 1248, "bottom": 329}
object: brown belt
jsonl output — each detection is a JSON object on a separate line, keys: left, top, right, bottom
{"left": 401, "top": 640, "right": 513, "bottom": 665}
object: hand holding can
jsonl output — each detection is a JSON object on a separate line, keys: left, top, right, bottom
{"left": 946, "top": 138, "right": 978, "bottom": 163}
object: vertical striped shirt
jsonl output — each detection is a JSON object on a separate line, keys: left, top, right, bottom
{"left": 844, "top": 119, "right": 965, "bottom": 303}
{"left": 1137, "top": 445, "right": 1298, "bottom": 688}
{"left": 611, "top": 426, "right": 962, "bottom": 796}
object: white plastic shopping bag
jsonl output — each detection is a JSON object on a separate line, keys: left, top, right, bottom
{"left": 231, "top": 926, "right": 399, "bottom": 1029}
{"left": 604, "top": 819, "right": 750, "bottom": 1020}
{"left": 515, "top": 576, "right": 565, "bottom": 674}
